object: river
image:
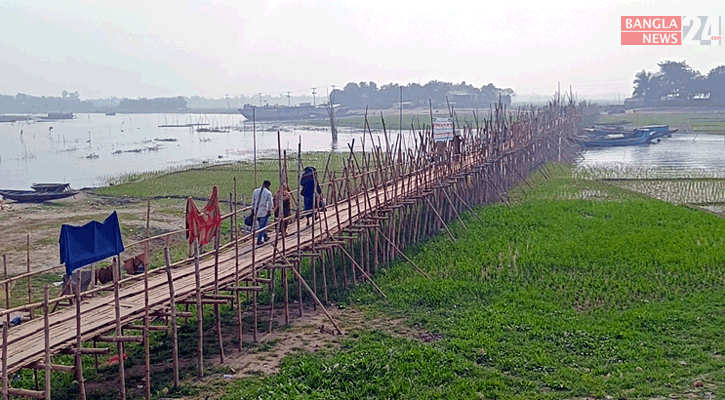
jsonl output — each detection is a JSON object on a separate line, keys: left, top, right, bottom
{"left": 0, "top": 113, "right": 385, "bottom": 190}
{"left": 579, "top": 132, "right": 725, "bottom": 175}
{"left": 2, "top": 114, "right": 724, "bottom": 190}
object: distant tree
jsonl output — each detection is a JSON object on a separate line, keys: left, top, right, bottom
{"left": 332, "top": 80, "right": 512, "bottom": 110}
{"left": 655, "top": 60, "right": 701, "bottom": 99}
{"left": 632, "top": 69, "right": 654, "bottom": 100}
{"left": 707, "top": 65, "right": 725, "bottom": 100}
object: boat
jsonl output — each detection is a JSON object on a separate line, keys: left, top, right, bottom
{"left": 0, "top": 115, "right": 31, "bottom": 123}
{"left": 31, "top": 183, "right": 73, "bottom": 193}
{"left": 582, "top": 127, "right": 669, "bottom": 147}
{"left": 197, "top": 127, "right": 228, "bottom": 133}
{"left": 0, "top": 183, "right": 78, "bottom": 203}
{"left": 105, "top": 112, "right": 116, "bottom": 116}
{"left": 154, "top": 137, "right": 178, "bottom": 142}
{"left": 38, "top": 112, "right": 74, "bottom": 120}
{"left": 582, "top": 125, "right": 677, "bottom": 141}
{"left": 238, "top": 103, "right": 348, "bottom": 121}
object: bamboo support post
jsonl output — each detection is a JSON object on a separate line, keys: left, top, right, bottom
{"left": 213, "top": 234, "right": 224, "bottom": 363}
{"left": 374, "top": 227, "right": 429, "bottom": 278}
{"left": 112, "top": 257, "right": 127, "bottom": 400}
{"left": 3, "top": 255, "right": 8, "bottom": 316}
{"left": 27, "top": 236, "right": 32, "bottom": 316}
{"left": 193, "top": 239, "right": 204, "bottom": 378}
{"left": 144, "top": 199, "right": 151, "bottom": 400}
{"left": 338, "top": 247, "right": 386, "bottom": 298}
{"left": 424, "top": 196, "right": 456, "bottom": 242}
{"left": 288, "top": 265, "right": 343, "bottom": 335}
{"left": 2, "top": 321, "right": 8, "bottom": 400}
{"left": 43, "top": 285, "right": 51, "bottom": 400}
{"left": 163, "top": 248, "right": 179, "bottom": 388}
{"left": 437, "top": 187, "right": 465, "bottom": 229}
{"left": 75, "top": 275, "right": 87, "bottom": 400}
{"left": 234, "top": 178, "right": 243, "bottom": 352}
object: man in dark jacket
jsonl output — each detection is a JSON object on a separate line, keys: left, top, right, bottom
{"left": 300, "top": 166, "right": 322, "bottom": 225}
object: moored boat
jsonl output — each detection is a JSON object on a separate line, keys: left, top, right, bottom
{"left": 0, "top": 183, "right": 78, "bottom": 202}
{"left": 39, "top": 112, "right": 74, "bottom": 120}
{"left": 582, "top": 127, "right": 668, "bottom": 147}
{"left": 238, "top": 103, "right": 348, "bottom": 121}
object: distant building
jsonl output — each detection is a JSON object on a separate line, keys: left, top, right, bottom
{"left": 624, "top": 97, "right": 645, "bottom": 109}
{"left": 447, "top": 91, "right": 481, "bottom": 108}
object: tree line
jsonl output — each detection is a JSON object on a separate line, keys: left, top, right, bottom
{"left": 0, "top": 91, "right": 96, "bottom": 114}
{"left": 331, "top": 80, "right": 514, "bottom": 109}
{"left": 0, "top": 92, "right": 188, "bottom": 114}
{"left": 631, "top": 60, "right": 725, "bottom": 106}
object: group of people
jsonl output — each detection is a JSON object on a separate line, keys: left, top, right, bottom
{"left": 249, "top": 166, "right": 323, "bottom": 246}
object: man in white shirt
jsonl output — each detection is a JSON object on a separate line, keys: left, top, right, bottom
{"left": 251, "top": 180, "right": 274, "bottom": 245}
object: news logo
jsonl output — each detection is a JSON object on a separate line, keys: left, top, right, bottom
{"left": 621, "top": 16, "right": 721, "bottom": 45}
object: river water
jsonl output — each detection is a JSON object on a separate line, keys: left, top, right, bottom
{"left": 2, "top": 114, "right": 724, "bottom": 190}
{"left": 579, "top": 133, "right": 725, "bottom": 176}
{"left": 0, "top": 113, "right": 389, "bottom": 190}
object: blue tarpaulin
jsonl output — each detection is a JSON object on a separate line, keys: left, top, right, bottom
{"left": 59, "top": 211, "right": 125, "bottom": 275}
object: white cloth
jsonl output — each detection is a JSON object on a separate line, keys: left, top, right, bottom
{"left": 252, "top": 186, "right": 273, "bottom": 217}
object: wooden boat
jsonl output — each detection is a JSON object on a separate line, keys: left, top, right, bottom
{"left": 38, "top": 112, "right": 74, "bottom": 120}
{"left": 582, "top": 127, "right": 668, "bottom": 148}
{"left": 583, "top": 124, "right": 678, "bottom": 138}
{"left": 0, "top": 183, "right": 78, "bottom": 202}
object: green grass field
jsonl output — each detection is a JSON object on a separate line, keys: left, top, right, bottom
{"left": 596, "top": 111, "right": 725, "bottom": 134}
{"left": 94, "top": 152, "right": 353, "bottom": 201}
{"left": 307, "top": 111, "right": 497, "bottom": 131}
{"left": 224, "top": 168, "right": 725, "bottom": 399}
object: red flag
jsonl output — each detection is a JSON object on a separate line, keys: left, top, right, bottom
{"left": 186, "top": 186, "right": 222, "bottom": 245}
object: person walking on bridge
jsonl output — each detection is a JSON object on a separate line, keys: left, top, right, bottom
{"left": 252, "top": 180, "right": 274, "bottom": 245}
{"left": 300, "top": 166, "right": 322, "bottom": 226}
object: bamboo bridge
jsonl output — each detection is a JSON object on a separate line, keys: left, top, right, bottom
{"left": 0, "top": 100, "right": 582, "bottom": 399}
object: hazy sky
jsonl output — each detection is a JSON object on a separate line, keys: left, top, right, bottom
{"left": 1, "top": 0, "right": 723, "bottom": 100}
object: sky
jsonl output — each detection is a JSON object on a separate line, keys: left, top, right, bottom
{"left": 0, "top": 0, "right": 723, "bottom": 102}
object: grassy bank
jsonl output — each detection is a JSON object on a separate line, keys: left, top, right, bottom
{"left": 307, "top": 111, "right": 496, "bottom": 131}
{"left": 225, "top": 168, "right": 725, "bottom": 399}
{"left": 94, "top": 152, "right": 351, "bottom": 201}
{"left": 596, "top": 110, "right": 725, "bottom": 134}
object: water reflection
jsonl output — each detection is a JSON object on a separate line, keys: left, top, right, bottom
{"left": 579, "top": 133, "right": 725, "bottom": 173}
{"left": 0, "top": 114, "right": 410, "bottom": 189}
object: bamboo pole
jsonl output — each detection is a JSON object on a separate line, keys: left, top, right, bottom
{"left": 234, "top": 178, "right": 243, "bottom": 352}
{"left": 267, "top": 268, "right": 276, "bottom": 334}
{"left": 2, "top": 320, "right": 8, "bottom": 400}
{"left": 144, "top": 199, "right": 151, "bottom": 400}
{"left": 296, "top": 137, "right": 303, "bottom": 318}
{"left": 3, "top": 255, "right": 8, "bottom": 314}
{"left": 213, "top": 234, "right": 224, "bottom": 363}
{"left": 288, "top": 266, "right": 342, "bottom": 335}
{"left": 43, "top": 285, "right": 51, "bottom": 400}
{"left": 193, "top": 239, "right": 203, "bottom": 378}
{"left": 338, "top": 247, "right": 386, "bottom": 298}
{"left": 112, "top": 255, "right": 126, "bottom": 400}
{"left": 74, "top": 273, "right": 87, "bottom": 400}
{"left": 440, "top": 188, "right": 467, "bottom": 231}
{"left": 26, "top": 235, "right": 31, "bottom": 312}
{"left": 424, "top": 196, "right": 455, "bottom": 242}
{"left": 163, "top": 248, "right": 179, "bottom": 388}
